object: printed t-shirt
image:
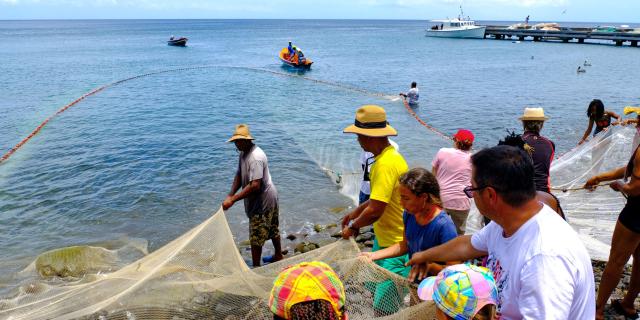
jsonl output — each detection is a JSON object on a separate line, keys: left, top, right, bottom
{"left": 369, "top": 145, "right": 408, "bottom": 247}
{"left": 470, "top": 205, "right": 595, "bottom": 319}
{"left": 403, "top": 210, "right": 457, "bottom": 258}
{"left": 359, "top": 140, "right": 399, "bottom": 196}
{"left": 431, "top": 148, "right": 472, "bottom": 211}
{"left": 238, "top": 145, "right": 278, "bottom": 218}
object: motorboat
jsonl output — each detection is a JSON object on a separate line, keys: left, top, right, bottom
{"left": 278, "top": 48, "right": 313, "bottom": 68}
{"left": 168, "top": 37, "right": 188, "bottom": 47}
{"left": 425, "top": 19, "right": 486, "bottom": 39}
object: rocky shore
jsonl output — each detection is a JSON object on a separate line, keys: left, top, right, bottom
{"left": 239, "top": 224, "right": 638, "bottom": 320}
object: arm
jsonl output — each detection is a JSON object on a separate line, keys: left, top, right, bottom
{"left": 368, "top": 239, "right": 408, "bottom": 261}
{"left": 341, "top": 200, "right": 368, "bottom": 228}
{"left": 406, "top": 235, "right": 486, "bottom": 266}
{"left": 223, "top": 179, "right": 261, "bottom": 210}
{"left": 584, "top": 166, "right": 627, "bottom": 189}
{"left": 342, "top": 199, "right": 387, "bottom": 239}
{"left": 608, "top": 110, "right": 622, "bottom": 124}
{"left": 579, "top": 118, "right": 594, "bottom": 144}
{"left": 222, "top": 173, "right": 242, "bottom": 210}
{"left": 621, "top": 148, "right": 640, "bottom": 196}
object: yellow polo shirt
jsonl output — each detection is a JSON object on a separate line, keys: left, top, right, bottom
{"left": 369, "top": 145, "right": 408, "bottom": 247}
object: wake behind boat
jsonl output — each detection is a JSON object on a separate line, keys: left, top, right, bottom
{"left": 167, "top": 36, "right": 188, "bottom": 47}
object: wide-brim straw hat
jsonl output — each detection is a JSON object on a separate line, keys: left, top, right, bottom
{"left": 519, "top": 107, "right": 549, "bottom": 121}
{"left": 343, "top": 105, "right": 397, "bottom": 137}
{"left": 227, "top": 124, "right": 255, "bottom": 142}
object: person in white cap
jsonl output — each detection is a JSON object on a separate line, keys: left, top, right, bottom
{"left": 223, "top": 124, "right": 282, "bottom": 267}
{"left": 519, "top": 107, "right": 555, "bottom": 193}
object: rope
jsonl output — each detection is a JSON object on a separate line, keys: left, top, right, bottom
{"left": 0, "top": 65, "right": 222, "bottom": 165}
{"left": 400, "top": 98, "right": 453, "bottom": 142}
{"left": 550, "top": 182, "right": 613, "bottom": 193}
{"left": 0, "top": 64, "right": 455, "bottom": 166}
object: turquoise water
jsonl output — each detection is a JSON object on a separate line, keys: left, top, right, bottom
{"left": 1, "top": 19, "right": 639, "bottom": 285}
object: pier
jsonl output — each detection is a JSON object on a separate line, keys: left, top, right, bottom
{"left": 483, "top": 26, "right": 640, "bottom": 47}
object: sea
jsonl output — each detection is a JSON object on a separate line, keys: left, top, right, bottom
{"left": 1, "top": 19, "right": 639, "bottom": 293}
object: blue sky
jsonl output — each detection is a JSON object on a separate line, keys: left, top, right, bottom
{"left": 0, "top": 0, "right": 637, "bottom": 22}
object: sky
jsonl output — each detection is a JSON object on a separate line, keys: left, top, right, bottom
{"left": 0, "top": 0, "right": 637, "bottom": 23}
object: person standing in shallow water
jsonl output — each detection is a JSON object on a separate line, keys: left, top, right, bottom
{"left": 585, "top": 143, "right": 640, "bottom": 320}
{"left": 432, "top": 129, "right": 474, "bottom": 235}
{"left": 399, "top": 82, "right": 419, "bottom": 105}
{"left": 519, "top": 107, "right": 555, "bottom": 193}
{"left": 222, "top": 124, "right": 283, "bottom": 267}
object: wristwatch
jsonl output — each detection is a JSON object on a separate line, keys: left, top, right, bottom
{"left": 347, "top": 220, "right": 359, "bottom": 231}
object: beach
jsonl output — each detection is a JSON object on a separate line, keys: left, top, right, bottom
{"left": 1, "top": 19, "right": 640, "bottom": 316}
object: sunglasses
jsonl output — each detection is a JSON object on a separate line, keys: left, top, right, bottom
{"left": 463, "top": 185, "right": 489, "bottom": 198}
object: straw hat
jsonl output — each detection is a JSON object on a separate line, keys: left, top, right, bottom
{"left": 519, "top": 108, "right": 549, "bottom": 121}
{"left": 518, "top": 108, "right": 549, "bottom": 121}
{"left": 343, "top": 105, "right": 397, "bottom": 137}
{"left": 227, "top": 124, "right": 254, "bottom": 142}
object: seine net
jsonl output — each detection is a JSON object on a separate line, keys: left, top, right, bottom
{"left": 466, "top": 125, "right": 638, "bottom": 261}
{"left": 0, "top": 208, "right": 435, "bottom": 320}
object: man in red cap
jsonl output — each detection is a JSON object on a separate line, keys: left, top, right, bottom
{"left": 432, "top": 129, "right": 474, "bottom": 235}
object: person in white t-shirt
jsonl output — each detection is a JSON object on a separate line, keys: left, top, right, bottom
{"left": 399, "top": 82, "right": 419, "bottom": 105}
{"left": 407, "top": 146, "right": 595, "bottom": 319}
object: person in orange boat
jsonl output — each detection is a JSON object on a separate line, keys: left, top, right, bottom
{"left": 289, "top": 46, "right": 299, "bottom": 63}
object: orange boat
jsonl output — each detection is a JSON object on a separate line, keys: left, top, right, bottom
{"left": 279, "top": 48, "right": 313, "bottom": 69}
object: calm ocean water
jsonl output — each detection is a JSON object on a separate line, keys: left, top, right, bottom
{"left": 1, "top": 19, "right": 639, "bottom": 286}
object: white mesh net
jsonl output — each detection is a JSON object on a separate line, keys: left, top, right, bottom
{"left": 466, "top": 125, "right": 638, "bottom": 261}
{"left": 2, "top": 126, "right": 636, "bottom": 319}
{"left": 0, "top": 208, "right": 435, "bottom": 320}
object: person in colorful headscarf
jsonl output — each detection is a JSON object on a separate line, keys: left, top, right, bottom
{"left": 418, "top": 264, "right": 498, "bottom": 320}
{"left": 269, "top": 261, "right": 347, "bottom": 320}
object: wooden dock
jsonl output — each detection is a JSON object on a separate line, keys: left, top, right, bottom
{"left": 483, "top": 26, "right": 640, "bottom": 47}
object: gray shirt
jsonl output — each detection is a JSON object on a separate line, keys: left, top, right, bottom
{"left": 238, "top": 145, "right": 278, "bottom": 217}
{"left": 406, "top": 87, "right": 419, "bottom": 105}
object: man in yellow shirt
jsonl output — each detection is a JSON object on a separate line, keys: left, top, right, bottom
{"left": 341, "top": 105, "right": 409, "bottom": 315}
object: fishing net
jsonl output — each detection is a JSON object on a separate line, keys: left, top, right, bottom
{"left": 466, "top": 125, "right": 638, "bottom": 261}
{"left": 0, "top": 208, "right": 435, "bottom": 320}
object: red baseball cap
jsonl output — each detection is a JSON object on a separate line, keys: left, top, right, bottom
{"left": 453, "top": 129, "right": 474, "bottom": 144}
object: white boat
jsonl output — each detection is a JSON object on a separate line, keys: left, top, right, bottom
{"left": 425, "top": 19, "right": 486, "bottom": 39}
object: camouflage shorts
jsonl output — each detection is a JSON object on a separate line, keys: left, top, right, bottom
{"left": 249, "top": 206, "right": 280, "bottom": 246}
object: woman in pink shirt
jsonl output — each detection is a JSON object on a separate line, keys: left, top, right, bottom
{"left": 432, "top": 129, "right": 474, "bottom": 235}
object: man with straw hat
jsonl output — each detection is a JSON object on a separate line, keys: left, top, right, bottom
{"left": 519, "top": 107, "right": 555, "bottom": 193}
{"left": 223, "top": 124, "right": 283, "bottom": 267}
{"left": 341, "top": 105, "right": 409, "bottom": 314}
